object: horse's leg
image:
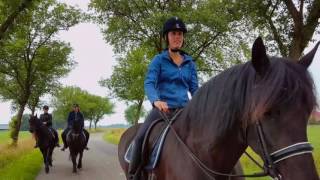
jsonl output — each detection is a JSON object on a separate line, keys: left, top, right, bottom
{"left": 44, "top": 148, "right": 50, "bottom": 173}
{"left": 71, "top": 151, "right": 77, "bottom": 173}
{"left": 77, "top": 150, "right": 83, "bottom": 169}
{"left": 40, "top": 148, "right": 46, "bottom": 164}
{"left": 48, "top": 146, "right": 54, "bottom": 166}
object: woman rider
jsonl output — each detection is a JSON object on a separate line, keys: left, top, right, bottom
{"left": 128, "top": 16, "right": 199, "bottom": 180}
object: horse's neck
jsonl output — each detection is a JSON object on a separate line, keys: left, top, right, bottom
{"left": 37, "top": 125, "right": 50, "bottom": 138}
{"left": 173, "top": 113, "right": 246, "bottom": 172}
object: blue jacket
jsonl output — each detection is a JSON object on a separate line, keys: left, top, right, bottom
{"left": 144, "top": 50, "right": 198, "bottom": 108}
{"left": 67, "top": 111, "right": 84, "bottom": 129}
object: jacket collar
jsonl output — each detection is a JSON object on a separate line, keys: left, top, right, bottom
{"left": 161, "top": 49, "right": 193, "bottom": 64}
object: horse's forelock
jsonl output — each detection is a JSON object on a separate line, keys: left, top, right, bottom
{"left": 244, "top": 58, "right": 316, "bottom": 123}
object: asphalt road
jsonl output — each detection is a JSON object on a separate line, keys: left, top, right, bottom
{"left": 36, "top": 133, "right": 125, "bottom": 180}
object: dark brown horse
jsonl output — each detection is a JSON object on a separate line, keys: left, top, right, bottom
{"left": 118, "top": 37, "right": 320, "bottom": 180}
{"left": 29, "top": 115, "right": 56, "bottom": 173}
{"left": 67, "top": 119, "right": 86, "bottom": 173}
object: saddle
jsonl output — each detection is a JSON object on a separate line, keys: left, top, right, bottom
{"left": 125, "top": 109, "right": 183, "bottom": 170}
{"left": 66, "top": 129, "right": 86, "bottom": 143}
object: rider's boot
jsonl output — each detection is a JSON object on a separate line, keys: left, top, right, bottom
{"left": 128, "top": 140, "right": 142, "bottom": 180}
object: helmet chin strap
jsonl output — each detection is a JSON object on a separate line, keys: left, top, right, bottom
{"left": 170, "top": 48, "right": 180, "bottom": 53}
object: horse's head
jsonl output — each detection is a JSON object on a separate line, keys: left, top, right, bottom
{"left": 245, "top": 37, "right": 319, "bottom": 179}
{"left": 29, "top": 114, "right": 40, "bottom": 133}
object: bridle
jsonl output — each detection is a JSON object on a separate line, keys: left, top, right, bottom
{"left": 159, "top": 110, "right": 314, "bottom": 179}
{"left": 254, "top": 120, "right": 313, "bottom": 179}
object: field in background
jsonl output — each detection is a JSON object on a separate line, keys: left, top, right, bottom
{"left": 104, "top": 125, "right": 320, "bottom": 179}
{"left": 103, "top": 128, "right": 125, "bottom": 145}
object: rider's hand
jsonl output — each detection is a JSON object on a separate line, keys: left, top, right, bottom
{"left": 43, "top": 122, "right": 47, "bottom": 124}
{"left": 154, "top": 100, "right": 169, "bottom": 113}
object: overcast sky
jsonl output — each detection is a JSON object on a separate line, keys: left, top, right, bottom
{"left": 0, "top": 0, "right": 319, "bottom": 125}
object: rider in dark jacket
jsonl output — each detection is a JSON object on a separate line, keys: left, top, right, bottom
{"left": 61, "top": 104, "right": 90, "bottom": 151}
{"left": 34, "top": 105, "right": 60, "bottom": 148}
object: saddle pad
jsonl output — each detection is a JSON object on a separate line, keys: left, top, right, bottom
{"left": 66, "top": 130, "right": 86, "bottom": 143}
{"left": 124, "top": 125, "right": 171, "bottom": 170}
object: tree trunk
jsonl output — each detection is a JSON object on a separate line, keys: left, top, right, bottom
{"left": 89, "top": 120, "right": 92, "bottom": 130}
{"left": 134, "top": 100, "right": 143, "bottom": 125}
{"left": 94, "top": 120, "right": 98, "bottom": 130}
{"left": 31, "top": 105, "right": 36, "bottom": 116}
{"left": 11, "top": 102, "right": 27, "bottom": 145}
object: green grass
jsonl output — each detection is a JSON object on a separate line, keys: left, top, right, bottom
{"left": 103, "top": 128, "right": 125, "bottom": 145}
{"left": 0, "top": 131, "right": 30, "bottom": 145}
{"left": 0, "top": 132, "right": 43, "bottom": 180}
{"left": 0, "top": 150, "right": 42, "bottom": 180}
{"left": 104, "top": 125, "right": 320, "bottom": 179}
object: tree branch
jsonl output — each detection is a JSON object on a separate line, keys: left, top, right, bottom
{"left": 0, "top": 0, "right": 33, "bottom": 40}
{"left": 301, "top": 0, "right": 320, "bottom": 50}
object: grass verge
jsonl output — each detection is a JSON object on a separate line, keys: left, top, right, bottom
{"left": 0, "top": 132, "right": 42, "bottom": 180}
{"left": 103, "top": 128, "right": 125, "bottom": 145}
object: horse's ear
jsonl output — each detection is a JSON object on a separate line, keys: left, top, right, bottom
{"left": 251, "top": 37, "right": 270, "bottom": 76}
{"left": 298, "top": 42, "right": 320, "bottom": 69}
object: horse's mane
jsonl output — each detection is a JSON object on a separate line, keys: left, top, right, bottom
{"left": 181, "top": 57, "right": 317, "bottom": 138}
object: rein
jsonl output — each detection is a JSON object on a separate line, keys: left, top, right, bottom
{"left": 159, "top": 111, "right": 314, "bottom": 180}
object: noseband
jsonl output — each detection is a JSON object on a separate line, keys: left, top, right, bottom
{"left": 160, "top": 111, "right": 314, "bottom": 179}
{"left": 255, "top": 121, "right": 313, "bottom": 179}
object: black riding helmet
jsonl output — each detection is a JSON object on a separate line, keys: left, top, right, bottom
{"left": 162, "top": 16, "right": 187, "bottom": 37}
{"left": 162, "top": 17, "right": 187, "bottom": 51}
{"left": 43, "top": 105, "right": 49, "bottom": 110}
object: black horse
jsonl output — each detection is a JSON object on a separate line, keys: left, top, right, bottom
{"left": 67, "top": 119, "right": 87, "bottom": 173}
{"left": 29, "top": 114, "right": 56, "bottom": 173}
{"left": 118, "top": 38, "right": 320, "bottom": 180}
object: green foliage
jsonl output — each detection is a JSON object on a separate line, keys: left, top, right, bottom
{"left": 52, "top": 86, "right": 90, "bottom": 124}
{"left": 100, "top": 45, "right": 152, "bottom": 102}
{"left": 232, "top": 0, "right": 320, "bottom": 59}
{"left": 124, "top": 104, "right": 146, "bottom": 125}
{"left": 91, "top": 0, "right": 250, "bottom": 110}
{"left": 52, "top": 86, "right": 114, "bottom": 127}
{"left": 19, "top": 114, "right": 31, "bottom": 131}
{"left": 90, "top": 0, "right": 246, "bottom": 75}
{"left": 8, "top": 116, "right": 18, "bottom": 140}
{"left": 0, "top": 0, "right": 37, "bottom": 41}
{"left": 0, "top": 0, "right": 82, "bottom": 143}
